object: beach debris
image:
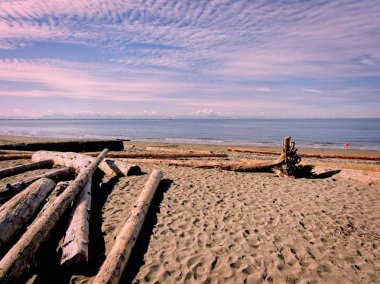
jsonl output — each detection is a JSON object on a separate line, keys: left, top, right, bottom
{"left": 0, "top": 140, "right": 124, "bottom": 152}
{"left": 35, "top": 181, "right": 72, "bottom": 219}
{"left": 84, "top": 151, "right": 228, "bottom": 159}
{"left": 93, "top": 169, "right": 163, "bottom": 284}
{"left": 0, "top": 154, "right": 33, "bottom": 161}
{"left": 32, "top": 151, "right": 141, "bottom": 176}
{"left": 146, "top": 146, "right": 214, "bottom": 154}
{"left": 116, "top": 158, "right": 286, "bottom": 172}
{"left": 274, "top": 136, "right": 301, "bottom": 177}
{"left": 0, "top": 160, "right": 53, "bottom": 179}
{"left": 0, "top": 150, "right": 35, "bottom": 154}
{"left": 0, "top": 178, "right": 56, "bottom": 253}
{"left": 0, "top": 149, "right": 109, "bottom": 284}
{"left": 228, "top": 147, "right": 380, "bottom": 161}
{"left": 60, "top": 178, "right": 92, "bottom": 267}
{"left": 0, "top": 167, "right": 74, "bottom": 204}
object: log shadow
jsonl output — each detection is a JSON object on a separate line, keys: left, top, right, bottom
{"left": 85, "top": 173, "right": 120, "bottom": 276}
{"left": 119, "top": 179, "right": 173, "bottom": 284}
{"left": 296, "top": 165, "right": 341, "bottom": 179}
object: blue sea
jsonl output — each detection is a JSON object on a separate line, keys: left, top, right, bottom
{"left": 0, "top": 119, "right": 379, "bottom": 150}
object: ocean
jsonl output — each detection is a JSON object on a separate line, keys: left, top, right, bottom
{"left": 0, "top": 119, "right": 379, "bottom": 150}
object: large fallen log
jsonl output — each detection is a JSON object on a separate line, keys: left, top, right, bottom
{"left": 32, "top": 151, "right": 140, "bottom": 176}
{"left": 60, "top": 178, "right": 92, "bottom": 267}
{"left": 228, "top": 147, "right": 380, "bottom": 161}
{"left": 93, "top": 169, "right": 163, "bottom": 284}
{"left": 85, "top": 152, "right": 228, "bottom": 159}
{"left": 0, "top": 168, "right": 74, "bottom": 204}
{"left": 0, "top": 154, "right": 33, "bottom": 161}
{"left": 116, "top": 158, "right": 285, "bottom": 172}
{"left": 240, "top": 159, "right": 380, "bottom": 172}
{"left": 0, "top": 149, "right": 108, "bottom": 284}
{"left": 0, "top": 140, "right": 124, "bottom": 152}
{"left": 35, "top": 181, "right": 72, "bottom": 218}
{"left": 0, "top": 160, "right": 53, "bottom": 179}
{"left": 0, "top": 178, "right": 56, "bottom": 252}
{"left": 145, "top": 147, "right": 214, "bottom": 154}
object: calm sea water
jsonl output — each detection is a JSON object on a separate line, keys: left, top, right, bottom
{"left": 0, "top": 119, "right": 379, "bottom": 150}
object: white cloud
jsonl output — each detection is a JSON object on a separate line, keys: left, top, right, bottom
{"left": 302, "top": 89, "right": 322, "bottom": 93}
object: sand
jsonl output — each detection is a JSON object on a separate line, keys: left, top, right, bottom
{"left": 0, "top": 136, "right": 379, "bottom": 283}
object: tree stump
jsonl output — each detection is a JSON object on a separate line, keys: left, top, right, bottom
{"left": 273, "top": 136, "right": 301, "bottom": 177}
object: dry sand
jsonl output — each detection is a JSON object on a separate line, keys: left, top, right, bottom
{"left": 0, "top": 136, "right": 379, "bottom": 283}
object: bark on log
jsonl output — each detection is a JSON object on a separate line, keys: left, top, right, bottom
{"left": 0, "top": 149, "right": 108, "bottom": 284}
{"left": 85, "top": 152, "right": 228, "bottom": 159}
{"left": 0, "top": 178, "right": 56, "bottom": 252}
{"left": 0, "top": 140, "right": 124, "bottom": 152}
{"left": 0, "top": 160, "right": 53, "bottom": 179}
{"left": 32, "top": 151, "right": 140, "bottom": 176}
{"left": 93, "top": 169, "right": 163, "bottom": 284}
{"left": 116, "top": 158, "right": 284, "bottom": 172}
{"left": 0, "top": 168, "right": 74, "bottom": 204}
{"left": 228, "top": 148, "right": 380, "bottom": 161}
{"left": 0, "top": 154, "right": 33, "bottom": 161}
{"left": 60, "top": 178, "right": 92, "bottom": 267}
{"left": 0, "top": 150, "right": 35, "bottom": 154}
{"left": 35, "top": 181, "right": 72, "bottom": 219}
{"left": 145, "top": 147, "right": 213, "bottom": 154}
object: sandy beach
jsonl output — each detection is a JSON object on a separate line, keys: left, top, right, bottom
{"left": 0, "top": 136, "right": 379, "bottom": 283}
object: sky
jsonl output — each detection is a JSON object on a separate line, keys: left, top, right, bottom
{"left": 0, "top": 0, "right": 379, "bottom": 118}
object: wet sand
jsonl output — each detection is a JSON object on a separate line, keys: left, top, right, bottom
{"left": 0, "top": 136, "right": 379, "bottom": 283}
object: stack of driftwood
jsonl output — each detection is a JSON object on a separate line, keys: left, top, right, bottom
{"left": 0, "top": 137, "right": 303, "bottom": 284}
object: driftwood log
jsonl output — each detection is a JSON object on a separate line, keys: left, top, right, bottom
{"left": 93, "top": 169, "right": 163, "bottom": 284}
{"left": 60, "top": 178, "right": 92, "bottom": 267}
{"left": 0, "top": 160, "right": 53, "bottom": 179}
{"left": 32, "top": 151, "right": 140, "bottom": 176}
{"left": 145, "top": 147, "right": 214, "bottom": 154}
{"left": 85, "top": 152, "right": 228, "bottom": 159}
{"left": 0, "top": 178, "right": 56, "bottom": 252}
{"left": 0, "top": 168, "right": 74, "bottom": 204}
{"left": 0, "top": 150, "right": 34, "bottom": 154}
{"left": 0, "top": 149, "right": 109, "bottom": 284}
{"left": 0, "top": 154, "right": 33, "bottom": 161}
{"left": 35, "top": 181, "right": 72, "bottom": 219}
{"left": 0, "top": 140, "right": 124, "bottom": 152}
{"left": 116, "top": 158, "right": 285, "bottom": 172}
{"left": 228, "top": 148, "right": 380, "bottom": 161}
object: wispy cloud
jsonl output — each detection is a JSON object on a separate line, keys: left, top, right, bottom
{"left": 0, "top": 0, "right": 379, "bottom": 117}
{"left": 302, "top": 89, "right": 322, "bottom": 94}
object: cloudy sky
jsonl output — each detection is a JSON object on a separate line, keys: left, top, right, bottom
{"left": 0, "top": 0, "right": 379, "bottom": 118}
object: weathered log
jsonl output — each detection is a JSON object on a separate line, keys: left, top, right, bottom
{"left": 240, "top": 159, "right": 380, "bottom": 172}
{"left": 32, "top": 151, "right": 140, "bottom": 176}
{"left": 0, "top": 150, "right": 35, "bottom": 154}
{"left": 0, "top": 149, "right": 108, "bottom": 284}
{"left": 145, "top": 147, "right": 214, "bottom": 154}
{"left": 116, "top": 158, "right": 284, "bottom": 172}
{"left": 93, "top": 169, "right": 163, "bottom": 284}
{"left": 0, "top": 168, "right": 74, "bottom": 204}
{"left": 60, "top": 178, "right": 92, "bottom": 267}
{"left": 0, "top": 154, "right": 33, "bottom": 160}
{"left": 0, "top": 178, "right": 56, "bottom": 252}
{"left": 0, "top": 160, "right": 53, "bottom": 179}
{"left": 85, "top": 152, "right": 228, "bottom": 159}
{"left": 0, "top": 140, "right": 124, "bottom": 152}
{"left": 35, "top": 181, "right": 72, "bottom": 218}
{"left": 228, "top": 148, "right": 380, "bottom": 161}
{"left": 104, "top": 159, "right": 141, "bottom": 176}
